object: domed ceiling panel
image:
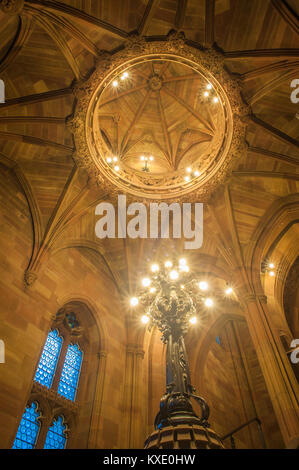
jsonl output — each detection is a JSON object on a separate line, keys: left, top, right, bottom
{"left": 71, "top": 33, "right": 248, "bottom": 201}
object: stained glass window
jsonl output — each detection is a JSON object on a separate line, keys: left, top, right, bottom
{"left": 44, "top": 415, "right": 67, "bottom": 449}
{"left": 34, "top": 329, "right": 62, "bottom": 388}
{"left": 12, "top": 402, "right": 40, "bottom": 449}
{"left": 58, "top": 343, "right": 83, "bottom": 401}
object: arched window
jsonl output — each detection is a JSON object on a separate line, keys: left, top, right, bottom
{"left": 33, "top": 316, "right": 83, "bottom": 403}
{"left": 12, "top": 402, "right": 40, "bottom": 449}
{"left": 34, "top": 329, "right": 62, "bottom": 388}
{"left": 58, "top": 344, "right": 83, "bottom": 401}
{"left": 44, "top": 415, "right": 68, "bottom": 449}
{"left": 12, "top": 302, "right": 101, "bottom": 449}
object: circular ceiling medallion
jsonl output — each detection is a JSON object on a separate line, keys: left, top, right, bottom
{"left": 69, "top": 31, "right": 248, "bottom": 201}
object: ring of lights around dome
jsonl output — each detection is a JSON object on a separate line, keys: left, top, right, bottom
{"left": 69, "top": 31, "right": 248, "bottom": 201}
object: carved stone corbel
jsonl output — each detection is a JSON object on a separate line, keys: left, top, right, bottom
{"left": 0, "top": 0, "right": 24, "bottom": 15}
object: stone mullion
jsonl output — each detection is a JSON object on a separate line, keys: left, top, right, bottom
{"left": 35, "top": 414, "right": 52, "bottom": 449}
{"left": 51, "top": 332, "right": 70, "bottom": 392}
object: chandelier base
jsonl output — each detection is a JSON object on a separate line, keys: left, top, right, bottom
{"left": 144, "top": 423, "right": 225, "bottom": 449}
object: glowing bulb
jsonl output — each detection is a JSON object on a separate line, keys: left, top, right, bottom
{"left": 170, "top": 270, "right": 179, "bottom": 280}
{"left": 150, "top": 287, "right": 156, "bottom": 294}
{"left": 142, "top": 278, "right": 151, "bottom": 287}
{"left": 213, "top": 97, "right": 219, "bottom": 103}
{"left": 141, "top": 315, "right": 149, "bottom": 324}
{"left": 269, "top": 271, "right": 275, "bottom": 277}
{"left": 106, "top": 157, "right": 112, "bottom": 163}
{"left": 204, "top": 91, "right": 209, "bottom": 97}
{"left": 194, "top": 170, "right": 200, "bottom": 177}
{"left": 205, "top": 298, "right": 214, "bottom": 307}
{"left": 112, "top": 80, "right": 118, "bottom": 87}
{"left": 114, "top": 165, "right": 120, "bottom": 171}
{"left": 199, "top": 281, "right": 209, "bottom": 291}
{"left": 207, "top": 83, "right": 212, "bottom": 90}
{"left": 179, "top": 258, "right": 187, "bottom": 266}
{"left": 165, "top": 261, "right": 172, "bottom": 268}
{"left": 140, "top": 155, "right": 145, "bottom": 161}
{"left": 149, "top": 156, "right": 154, "bottom": 161}
{"left": 182, "top": 265, "right": 189, "bottom": 273}
{"left": 186, "top": 167, "right": 192, "bottom": 173}
{"left": 269, "top": 263, "right": 275, "bottom": 269}
{"left": 113, "top": 156, "right": 118, "bottom": 162}
{"left": 121, "top": 72, "right": 128, "bottom": 80}
{"left": 130, "top": 297, "right": 138, "bottom": 306}
{"left": 225, "top": 287, "right": 233, "bottom": 295}
{"left": 185, "top": 176, "right": 190, "bottom": 182}
{"left": 190, "top": 316, "right": 197, "bottom": 325}
{"left": 151, "top": 264, "right": 159, "bottom": 272}
{"left": 181, "top": 285, "right": 185, "bottom": 289}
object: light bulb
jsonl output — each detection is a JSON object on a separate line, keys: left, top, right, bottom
{"left": 142, "top": 278, "right": 151, "bottom": 287}
{"left": 184, "top": 176, "right": 190, "bottom": 182}
{"left": 205, "top": 298, "right": 213, "bottom": 307}
{"left": 149, "top": 156, "right": 154, "bottom": 161}
{"left": 180, "top": 285, "right": 185, "bottom": 289}
{"left": 151, "top": 264, "right": 159, "bottom": 272}
{"left": 106, "top": 157, "right": 112, "bottom": 163}
{"left": 150, "top": 287, "right": 156, "bottom": 294}
{"left": 207, "top": 83, "right": 212, "bottom": 90}
{"left": 213, "top": 97, "right": 219, "bottom": 103}
{"left": 113, "top": 156, "right": 118, "bottom": 162}
{"left": 165, "top": 261, "right": 172, "bottom": 268}
{"left": 199, "top": 281, "right": 209, "bottom": 291}
{"left": 186, "top": 167, "right": 192, "bottom": 173}
{"left": 204, "top": 91, "right": 209, "bottom": 97}
{"left": 182, "top": 265, "right": 189, "bottom": 272}
{"left": 269, "top": 263, "right": 275, "bottom": 269}
{"left": 130, "top": 297, "right": 138, "bottom": 306}
{"left": 170, "top": 270, "right": 179, "bottom": 280}
{"left": 269, "top": 271, "right": 275, "bottom": 277}
{"left": 190, "top": 316, "right": 197, "bottom": 325}
{"left": 194, "top": 170, "right": 200, "bottom": 177}
{"left": 114, "top": 165, "right": 120, "bottom": 171}
{"left": 112, "top": 80, "right": 118, "bottom": 87}
{"left": 141, "top": 315, "right": 149, "bottom": 324}
{"left": 140, "top": 155, "right": 145, "bottom": 161}
{"left": 225, "top": 287, "right": 233, "bottom": 295}
{"left": 179, "top": 258, "right": 187, "bottom": 266}
{"left": 121, "top": 72, "right": 128, "bottom": 80}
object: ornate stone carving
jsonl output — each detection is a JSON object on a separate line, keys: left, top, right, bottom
{"left": 69, "top": 31, "right": 249, "bottom": 202}
{"left": 24, "top": 270, "right": 37, "bottom": 287}
{"left": 0, "top": 0, "right": 24, "bottom": 15}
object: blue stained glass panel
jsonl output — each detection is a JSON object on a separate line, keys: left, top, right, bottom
{"left": 44, "top": 416, "right": 67, "bottom": 449}
{"left": 58, "top": 343, "right": 82, "bottom": 401}
{"left": 34, "top": 329, "right": 62, "bottom": 388}
{"left": 12, "top": 402, "right": 40, "bottom": 449}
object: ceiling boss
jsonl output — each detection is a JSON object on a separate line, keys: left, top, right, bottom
{"left": 68, "top": 30, "right": 248, "bottom": 202}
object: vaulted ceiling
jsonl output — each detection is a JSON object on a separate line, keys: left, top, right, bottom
{"left": 0, "top": 0, "right": 298, "bottom": 316}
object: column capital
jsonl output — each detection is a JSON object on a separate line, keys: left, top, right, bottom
{"left": 244, "top": 293, "right": 267, "bottom": 304}
{"left": 98, "top": 350, "right": 108, "bottom": 359}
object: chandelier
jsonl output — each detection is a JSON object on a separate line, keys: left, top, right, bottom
{"left": 131, "top": 257, "right": 231, "bottom": 448}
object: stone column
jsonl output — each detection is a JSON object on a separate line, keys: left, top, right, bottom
{"left": 88, "top": 350, "right": 108, "bottom": 449}
{"left": 244, "top": 293, "right": 299, "bottom": 448}
{"left": 121, "top": 346, "right": 146, "bottom": 448}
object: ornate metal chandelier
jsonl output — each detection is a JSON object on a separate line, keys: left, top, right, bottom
{"left": 131, "top": 258, "right": 229, "bottom": 448}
